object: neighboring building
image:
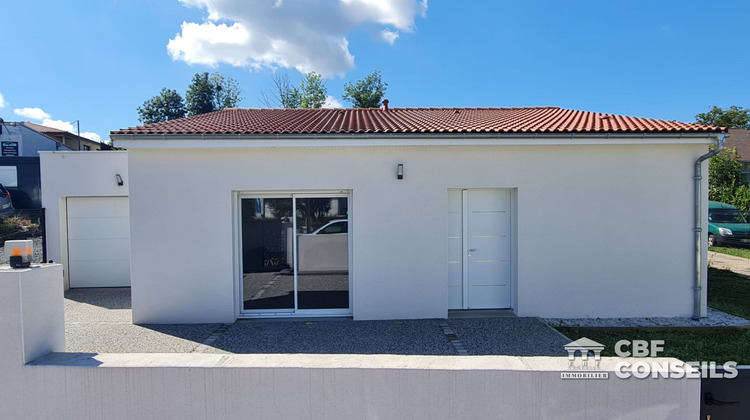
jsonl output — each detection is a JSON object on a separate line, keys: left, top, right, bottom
{"left": 22, "top": 122, "right": 112, "bottom": 151}
{"left": 723, "top": 128, "right": 750, "bottom": 184}
{"left": 0, "top": 120, "right": 113, "bottom": 209}
{"left": 0, "top": 120, "right": 73, "bottom": 208}
{"left": 104, "top": 107, "right": 722, "bottom": 324}
{"left": 0, "top": 120, "right": 73, "bottom": 157}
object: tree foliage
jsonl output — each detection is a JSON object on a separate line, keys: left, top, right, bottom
{"left": 709, "top": 147, "right": 750, "bottom": 214}
{"left": 137, "top": 72, "right": 243, "bottom": 121}
{"left": 185, "top": 72, "right": 217, "bottom": 116}
{"left": 260, "top": 72, "right": 301, "bottom": 109}
{"left": 260, "top": 72, "right": 327, "bottom": 109}
{"left": 210, "top": 73, "right": 243, "bottom": 110}
{"left": 695, "top": 106, "right": 750, "bottom": 129}
{"left": 341, "top": 71, "right": 388, "bottom": 108}
{"left": 300, "top": 72, "right": 327, "bottom": 108}
{"left": 136, "top": 88, "right": 186, "bottom": 124}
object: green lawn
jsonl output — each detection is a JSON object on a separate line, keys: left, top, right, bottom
{"left": 555, "top": 327, "right": 750, "bottom": 365}
{"left": 710, "top": 246, "right": 750, "bottom": 259}
{"left": 709, "top": 267, "right": 750, "bottom": 319}
{"left": 554, "top": 267, "right": 750, "bottom": 365}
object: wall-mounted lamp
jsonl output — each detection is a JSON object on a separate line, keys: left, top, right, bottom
{"left": 397, "top": 164, "right": 404, "bottom": 180}
{"left": 115, "top": 174, "right": 124, "bottom": 186}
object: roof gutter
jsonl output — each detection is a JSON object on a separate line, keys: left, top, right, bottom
{"left": 693, "top": 132, "right": 725, "bottom": 320}
{"left": 111, "top": 131, "right": 721, "bottom": 149}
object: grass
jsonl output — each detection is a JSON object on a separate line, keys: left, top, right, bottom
{"left": 555, "top": 327, "right": 750, "bottom": 365}
{"left": 710, "top": 245, "right": 750, "bottom": 259}
{"left": 709, "top": 267, "right": 750, "bottom": 319}
{"left": 554, "top": 267, "right": 750, "bottom": 365}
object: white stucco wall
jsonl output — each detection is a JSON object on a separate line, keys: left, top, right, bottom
{"left": 0, "top": 258, "right": 701, "bottom": 420}
{"left": 40, "top": 151, "right": 129, "bottom": 287}
{"left": 123, "top": 140, "right": 712, "bottom": 323}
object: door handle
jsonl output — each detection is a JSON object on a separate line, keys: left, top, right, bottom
{"left": 468, "top": 249, "right": 476, "bottom": 252}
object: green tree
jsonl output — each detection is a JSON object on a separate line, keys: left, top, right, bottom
{"left": 695, "top": 106, "right": 750, "bottom": 129}
{"left": 709, "top": 147, "right": 750, "bottom": 214}
{"left": 260, "top": 72, "right": 301, "bottom": 109}
{"left": 136, "top": 88, "right": 186, "bottom": 124}
{"left": 341, "top": 70, "right": 388, "bottom": 108}
{"left": 299, "top": 72, "right": 327, "bottom": 108}
{"left": 185, "top": 72, "right": 216, "bottom": 116}
{"left": 185, "top": 72, "right": 243, "bottom": 116}
{"left": 260, "top": 72, "right": 328, "bottom": 109}
{"left": 210, "top": 73, "right": 243, "bottom": 110}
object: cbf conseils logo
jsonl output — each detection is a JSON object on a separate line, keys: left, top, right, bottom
{"left": 561, "top": 337, "right": 609, "bottom": 379}
{"left": 561, "top": 337, "right": 738, "bottom": 380}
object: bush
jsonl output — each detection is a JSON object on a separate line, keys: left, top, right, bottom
{"left": 0, "top": 215, "right": 41, "bottom": 241}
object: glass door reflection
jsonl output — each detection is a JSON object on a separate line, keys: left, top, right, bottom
{"left": 241, "top": 197, "right": 294, "bottom": 310}
{"left": 295, "top": 197, "right": 349, "bottom": 309}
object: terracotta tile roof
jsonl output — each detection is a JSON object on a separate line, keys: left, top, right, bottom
{"left": 111, "top": 107, "right": 725, "bottom": 136}
{"left": 724, "top": 129, "right": 750, "bottom": 161}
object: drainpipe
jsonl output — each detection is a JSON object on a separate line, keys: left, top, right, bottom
{"left": 693, "top": 132, "right": 725, "bottom": 320}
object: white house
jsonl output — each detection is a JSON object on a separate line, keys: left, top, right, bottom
{"left": 108, "top": 106, "right": 722, "bottom": 324}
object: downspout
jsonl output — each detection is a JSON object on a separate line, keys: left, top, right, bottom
{"left": 693, "top": 132, "right": 725, "bottom": 320}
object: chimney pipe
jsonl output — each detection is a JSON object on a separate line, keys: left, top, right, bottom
{"left": 382, "top": 99, "right": 389, "bottom": 111}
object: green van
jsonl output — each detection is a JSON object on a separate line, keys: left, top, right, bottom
{"left": 708, "top": 201, "right": 750, "bottom": 247}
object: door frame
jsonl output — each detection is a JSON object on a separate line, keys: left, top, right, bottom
{"left": 448, "top": 188, "right": 517, "bottom": 311}
{"left": 234, "top": 190, "right": 353, "bottom": 318}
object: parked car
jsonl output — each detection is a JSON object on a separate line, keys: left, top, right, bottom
{"left": 309, "top": 219, "right": 348, "bottom": 235}
{"left": 0, "top": 184, "right": 14, "bottom": 216}
{"left": 708, "top": 201, "right": 750, "bottom": 247}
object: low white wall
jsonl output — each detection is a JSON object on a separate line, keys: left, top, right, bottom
{"left": 40, "top": 151, "right": 129, "bottom": 288}
{"left": 0, "top": 265, "right": 701, "bottom": 420}
{"left": 126, "top": 142, "right": 710, "bottom": 323}
{"left": 11, "top": 353, "right": 697, "bottom": 420}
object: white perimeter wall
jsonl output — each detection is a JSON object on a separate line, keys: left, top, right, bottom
{"left": 0, "top": 261, "right": 700, "bottom": 420}
{"left": 40, "top": 151, "right": 129, "bottom": 288}
{"left": 126, "top": 143, "right": 709, "bottom": 323}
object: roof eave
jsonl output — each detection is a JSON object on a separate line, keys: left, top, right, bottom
{"left": 112, "top": 130, "right": 722, "bottom": 150}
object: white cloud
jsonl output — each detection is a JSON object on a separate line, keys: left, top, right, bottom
{"left": 323, "top": 95, "right": 343, "bottom": 108}
{"left": 0, "top": 92, "right": 6, "bottom": 108}
{"left": 80, "top": 132, "right": 102, "bottom": 142}
{"left": 168, "top": 0, "right": 428, "bottom": 76}
{"left": 40, "top": 119, "right": 75, "bottom": 132}
{"left": 379, "top": 29, "right": 399, "bottom": 45}
{"left": 14, "top": 107, "right": 51, "bottom": 121}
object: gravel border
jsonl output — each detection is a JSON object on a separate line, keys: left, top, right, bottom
{"left": 544, "top": 307, "right": 750, "bottom": 328}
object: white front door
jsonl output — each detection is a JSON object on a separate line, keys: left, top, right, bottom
{"left": 448, "top": 189, "right": 512, "bottom": 309}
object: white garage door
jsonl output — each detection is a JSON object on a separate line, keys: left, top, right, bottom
{"left": 67, "top": 197, "right": 130, "bottom": 288}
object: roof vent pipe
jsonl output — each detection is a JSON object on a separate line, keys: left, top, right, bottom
{"left": 693, "top": 132, "right": 725, "bottom": 320}
{"left": 382, "top": 99, "right": 389, "bottom": 111}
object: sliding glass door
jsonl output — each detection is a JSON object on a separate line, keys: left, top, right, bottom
{"left": 240, "top": 193, "right": 350, "bottom": 316}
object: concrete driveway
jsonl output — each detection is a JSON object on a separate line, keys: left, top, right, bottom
{"left": 709, "top": 250, "right": 750, "bottom": 276}
{"left": 64, "top": 288, "right": 569, "bottom": 356}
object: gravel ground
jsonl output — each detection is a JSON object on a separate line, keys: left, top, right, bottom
{"left": 65, "top": 289, "right": 569, "bottom": 355}
{"left": 206, "top": 319, "right": 457, "bottom": 355}
{"left": 65, "top": 288, "right": 220, "bottom": 353}
{"left": 447, "top": 318, "right": 569, "bottom": 356}
{"left": 0, "top": 236, "right": 44, "bottom": 263}
{"left": 544, "top": 307, "right": 750, "bottom": 328}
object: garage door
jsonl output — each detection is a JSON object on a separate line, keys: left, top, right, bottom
{"left": 67, "top": 197, "right": 130, "bottom": 288}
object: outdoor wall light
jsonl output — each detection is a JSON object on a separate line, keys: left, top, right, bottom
{"left": 115, "top": 174, "right": 124, "bottom": 186}
{"left": 397, "top": 164, "right": 404, "bottom": 180}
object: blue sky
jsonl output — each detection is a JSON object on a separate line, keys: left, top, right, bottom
{"left": 1, "top": 0, "right": 748, "bottom": 142}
